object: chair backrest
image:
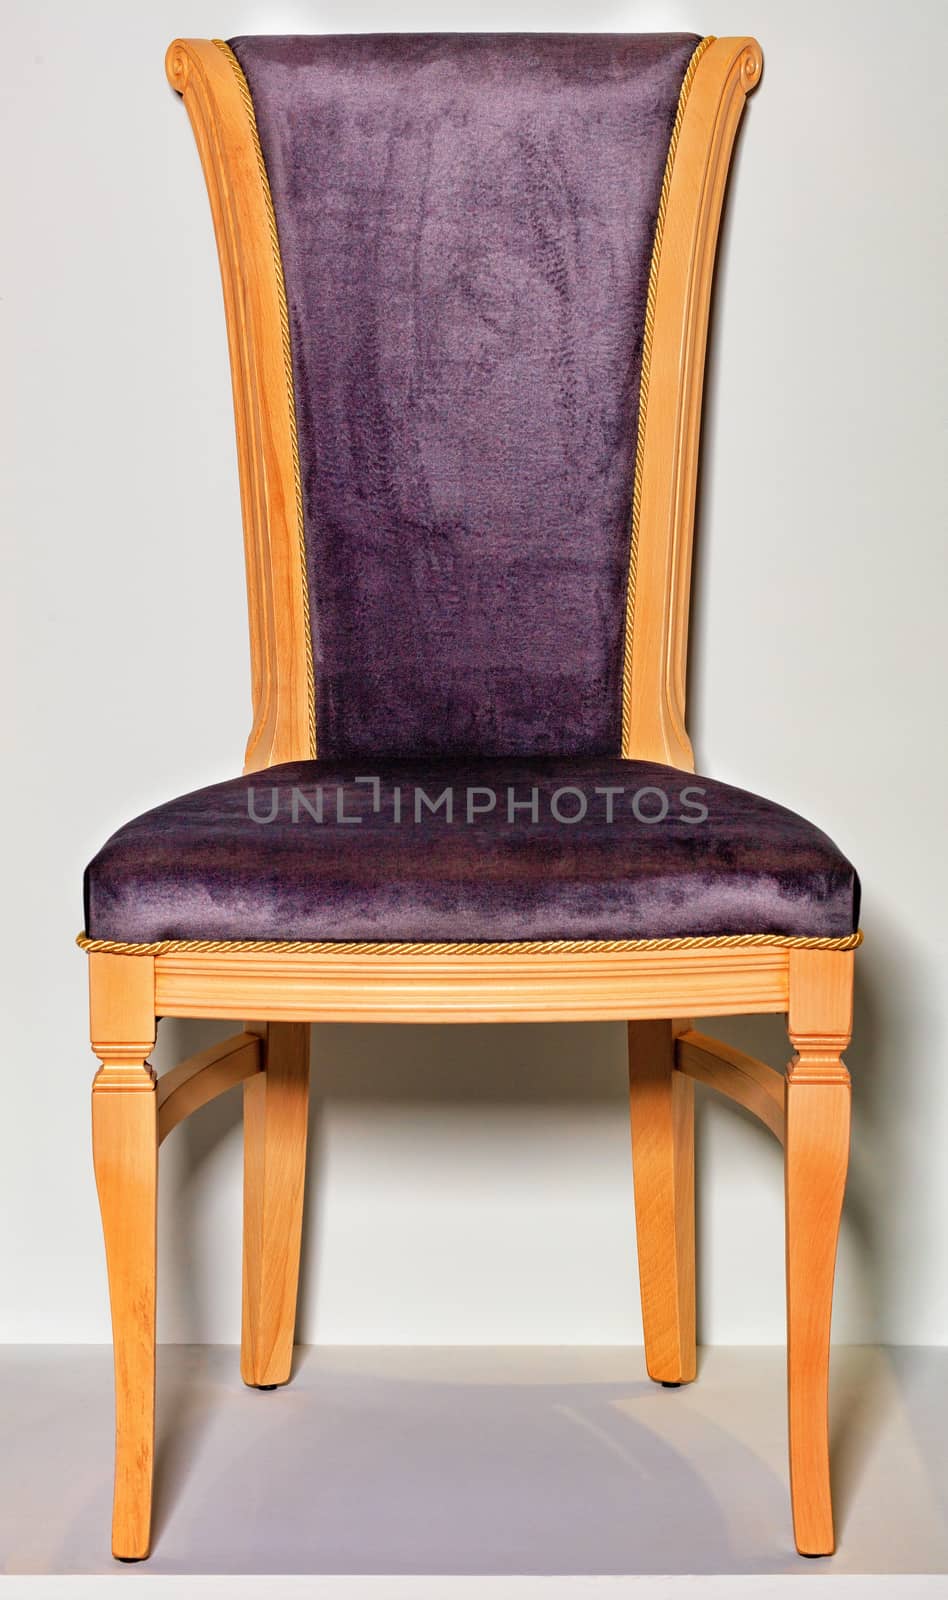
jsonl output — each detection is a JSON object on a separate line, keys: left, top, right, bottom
{"left": 167, "top": 33, "right": 761, "bottom": 772}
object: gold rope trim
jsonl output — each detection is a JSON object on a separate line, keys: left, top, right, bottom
{"left": 620, "top": 34, "right": 714, "bottom": 755}
{"left": 213, "top": 40, "right": 318, "bottom": 757}
{"left": 77, "top": 929, "right": 862, "bottom": 958}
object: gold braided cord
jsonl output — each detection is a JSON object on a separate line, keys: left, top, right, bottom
{"left": 620, "top": 35, "right": 714, "bottom": 755}
{"left": 77, "top": 929, "right": 862, "bottom": 958}
{"left": 213, "top": 40, "right": 317, "bottom": 757}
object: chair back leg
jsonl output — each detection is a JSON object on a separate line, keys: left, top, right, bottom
{"left": 628, "top": 1019, "right": 697, "bottom": 1383}
{"left": 785, "top": 948, "right": 853, "bottom": 1556}
{"left": 241, "top": 1021, "right": 311, "bottom": 1387}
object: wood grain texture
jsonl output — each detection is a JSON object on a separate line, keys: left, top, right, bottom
{"left": 241, "top": 1022, "right": 311, "bottom": 1387}
{"left": 785, "top": 949, "right": 853, "bottom": 1555}
{"left": 628, "top": 1020, "right": 696, "bottom": 1383}
{"left": 624, "top": 37, "right": 762, "bottom": 767}
{"left": 165, "top": 39, "right": 313, "bottom": 770}
{"left": 153, "top": 943, "right": 789, "bottom": 1024}
{"left": 89, "top": 951, "right": 155, "bottom": 1080}
{"left": 90, "top": 954, "right": 158, "bottom": 1561}
{"left": 675, "top": 1028, "right": 786, "bottom": 1143}
{"left": 156, "top": 1032, "right": 262, "bottom": 1143}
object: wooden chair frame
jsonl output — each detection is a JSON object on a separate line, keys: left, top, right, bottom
{"left": 85, "top": 35, "right": 857, "bottom": 1560}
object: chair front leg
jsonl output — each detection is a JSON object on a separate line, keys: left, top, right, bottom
{"left": 628, "top": 1019, "right": 696, "bottom": 1383}
{"left": 89, "top": 953, "right": 158, "bottom": 1562}
{"left": 241, "top": 1021, "right": 311, "bottom": 1387}
{"left": 785, "top": 949, "right": 853, "bottom": 1556}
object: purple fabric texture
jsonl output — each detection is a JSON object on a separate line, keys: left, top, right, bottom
{"left": 229, "top": 33, "right": 700, "bottom": 759}
{"left": 84, "top": 759, "right": 860, "bottom": 945}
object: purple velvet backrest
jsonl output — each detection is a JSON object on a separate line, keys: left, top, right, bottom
{"left": 229, "top": 34, "right": 702, "bottom": 760}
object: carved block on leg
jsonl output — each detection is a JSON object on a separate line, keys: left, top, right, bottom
{"left": 785, "top": 949, "right": 853, "bottom": 1557}
{"left": 628, "top": 1019, "right": 696, "bottom": 1384}
{"left": 89, "top": 952, "right": 158, "bottom": 1562}
{"left": 241, "top": 1021, "right": 311, "bottom": 1388}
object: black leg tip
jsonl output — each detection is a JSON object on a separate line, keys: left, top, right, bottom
{"left": 254, "top": 1382, "right": 279, "bottom": 1390}
{"left": 800, "top": 1552, "right": 828, "bottom": 1560}
{"left": 116, "top": 1556, "right": 145, "bottom": 1563}
{"left": 661, "top": 1380, "right": 682, "bottom": 1388}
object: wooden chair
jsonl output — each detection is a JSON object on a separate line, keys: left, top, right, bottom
{"left": 81, "top": 33, "right": 860, "bottom": 1561}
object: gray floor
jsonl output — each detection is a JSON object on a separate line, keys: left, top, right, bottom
{"left": 1, "top": 1345, "right": 946, "bottom": 1577}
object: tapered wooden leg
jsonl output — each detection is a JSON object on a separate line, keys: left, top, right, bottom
{"left": 241, "top": 1021, "right": 311, "bottom": 1387}
{"left": 89, "top": 953, "right": 158, "bottom": 1562}
{"left": 628, "top": 1020, "right": 696, "bottom": 1383}
{"left": 785, "top": 949, "right": 853, "bottom": 1556}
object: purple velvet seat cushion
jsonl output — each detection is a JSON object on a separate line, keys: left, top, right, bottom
{"left": 229, "top": 34, "right": 701, "bottom": 759}
{"left": 84, "top": 759, "right": 860, "bottom": 945}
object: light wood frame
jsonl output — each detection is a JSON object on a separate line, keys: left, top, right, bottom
{"left": 85, "top": 34, "right": 857, "bottom": 1563}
